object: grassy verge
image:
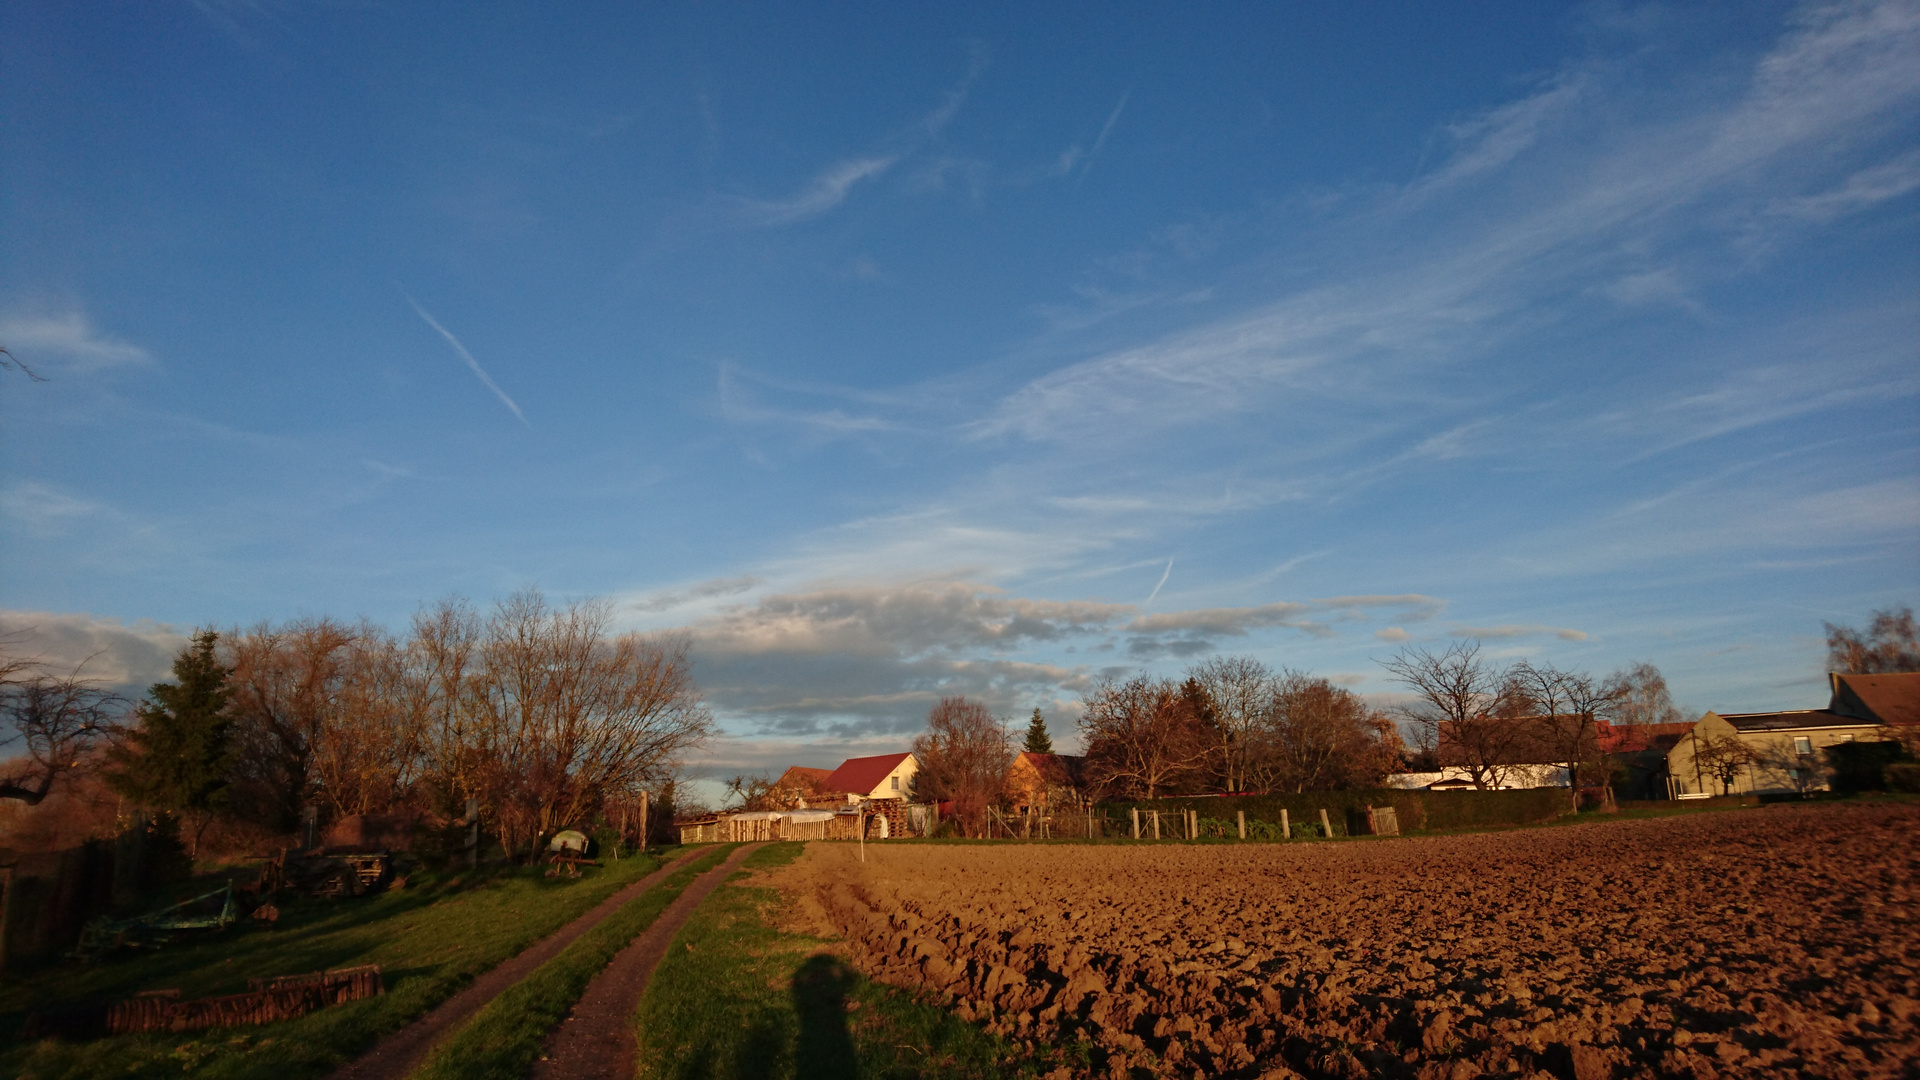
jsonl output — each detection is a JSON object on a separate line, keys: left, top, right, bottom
{"left": 409, "top": 843, "right": 737, "bottom": 1080}
{"left": 1, "top": 846, "right": 698, "bottom": 1080}
{"left": 633, "top": 842, "right": 1080, "bottom": 1080}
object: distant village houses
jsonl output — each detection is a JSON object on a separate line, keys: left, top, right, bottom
{"left": 1667, "top": 672, "right": 1918, "bottom": 797}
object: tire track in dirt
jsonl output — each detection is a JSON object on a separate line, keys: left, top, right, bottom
{"left": 531, "top": 843, "right": 763, "bottom": 1080}
{"left": 329, "top": 849, "right": 697, "bottom": 1080}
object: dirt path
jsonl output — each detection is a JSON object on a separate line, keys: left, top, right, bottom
{"left": 531, "top": 842, "right": 764, "bottom": 1080}
{"left": 329, "top": 848, "right": 699, "bottom": 1080}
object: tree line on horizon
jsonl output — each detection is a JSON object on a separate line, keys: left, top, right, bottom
{"left": 2, "top": 601, "right": 1915, "bottom": 850}
{"left": 902, "top": 606, "right": 1917, "bottom": 835}
{"left": 0, "top": 590, "right": 711, "bottom": 859}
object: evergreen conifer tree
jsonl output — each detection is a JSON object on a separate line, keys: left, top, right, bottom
{"left": 106, "top": 630, "right": 235, "bottom": 853}
{"left": 1022, "top": 707, "right": 1053, "bottom": 755}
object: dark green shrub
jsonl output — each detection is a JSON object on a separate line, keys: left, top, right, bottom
{"left": 1825, "top": 740, "right": 1907, "bottom": 794}
{"left": 1885, "top": 761, "right": 1920, "bottom": 794}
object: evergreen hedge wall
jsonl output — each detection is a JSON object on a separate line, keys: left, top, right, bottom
{"left": 1101, "top": 786, "right": 1573, "bottom": 835}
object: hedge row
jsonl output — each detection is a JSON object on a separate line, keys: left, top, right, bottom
{"left": 1101, "top": 786, "right": 1574, "bottom": 835}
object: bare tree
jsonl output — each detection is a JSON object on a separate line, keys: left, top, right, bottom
{"left": 0, "top": 651, "right": 122, "bottom": 804}
{"left": 1381, "top": 641, "right": 1526, "bottom": 790}
{"left": 467, "top": 590, "right": 712, "bottom": 858}
{"left": 1606, "top": 662, "right": 1684, "bottom": 730}
{"left": 1692, "top": 734, "right": 1759, "bottom": 795}
{"left": 409, "top": 597, "right": 485, "bottom": 813}
{"left": 1078, "top": 675, "right": 1213, "bottom": 799}
{"left": 723, "top": 773, "right": 781, "bottom": 811}
{"left": 312, "top": 624, "right": 426, "bottom": 818}
{"left": 911, "top": 696, "right": 1014, "bottom": 838}
{"left": 1265, "top": 670, "right": 1404, "bottom": 792}
{"left": 1188, "top": 656, "right": 1271, "bottom": 792}
{"left": 0, "top": 346, "right": 46, "bottom": 382}
{"left": 224, "top": 618, "right": 356, "bottom": 829}
{"left": 1825, "top": 606, "right": 1920, "bottom": 674}
{"left": 1513, "top": 661, "right": 1622, "bottom": 805}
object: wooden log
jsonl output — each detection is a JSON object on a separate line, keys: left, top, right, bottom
{"left": 1319, "top": 807, "right": 1333, "bottom": 838}
{"left": 1281, "top": 808, "right": 1290, "bottom": 839}
{"left": 1237, "top": 810, "right": 1246, "bottom": 839}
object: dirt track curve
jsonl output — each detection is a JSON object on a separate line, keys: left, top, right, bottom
{"left": 532, "top": 843, "right": 763, "bottom": 1080}
{"left": 330, "top": 848, "right": 696, "bottom": 1080}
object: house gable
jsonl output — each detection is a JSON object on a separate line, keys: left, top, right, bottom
{"left": 819, "top": 753, "right": 917, "bottom": 800}
{"left": 1829, "top": 672, "right": 1920, "bottom": 726}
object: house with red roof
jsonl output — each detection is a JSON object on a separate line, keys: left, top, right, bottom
{"left": 818, "top": 752, "right": 918, "bottom": 802}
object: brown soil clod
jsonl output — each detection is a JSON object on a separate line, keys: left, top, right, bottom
{"left": 761, "top": 803, "right": 1920, "bottom": 1079}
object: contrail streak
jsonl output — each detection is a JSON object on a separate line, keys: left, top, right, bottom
{"left": 405, "top": 295, "right": 528, "bottom": 426}
{"left": 1143, "top": 557, "right": 1173, "bottom": 608}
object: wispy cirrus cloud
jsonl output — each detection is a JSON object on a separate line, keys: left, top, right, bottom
{"left": 736, "top": 155, "right": 901, "bottom": 226}
{"left": 629, "top": 575, "right": 763, "bottom": 613}
{"left": 731, "top": 47, "right": 987, "bottom": 227}
{"left": 404, "top": 295, "right": 529, "bottom": 426}
{"left": 974, "top": 0, "right": 1920, "bottom": 449}
{"left": 0, "top": 309, "right": 152, "bottom": 371}
{"left": 1453, "top": 624, "right": 1590, "bottom": 642}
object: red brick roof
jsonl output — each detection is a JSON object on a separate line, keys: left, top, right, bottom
{"left": 773, "top": 766, "right": 833, "bottom": 791}
{"left": 820, "top": 753, "right": 913, "bottom": 797}
{"left": 1830, "top": 672, "right": 1920, "bottom": 725}
{"left": 1596, "top": 721, "right": 1696, "bottom": 754}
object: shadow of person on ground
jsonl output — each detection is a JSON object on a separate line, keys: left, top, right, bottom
{"left": 791, "top": 953, "right": 858, "bottom": 1080}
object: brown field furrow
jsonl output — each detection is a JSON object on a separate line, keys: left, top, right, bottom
{"left": 764, "top": 802, "right": 1919, "bottom": 1079}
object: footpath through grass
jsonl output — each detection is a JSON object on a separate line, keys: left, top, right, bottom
{"left": 409, "top": 843, "right": 736, "bottom": 1080}
{"left": 1, "top": 845, "right": 694, "bottom": 1080}
{"left": 633, "top": 842, "right": 1079, "bottom": 1080}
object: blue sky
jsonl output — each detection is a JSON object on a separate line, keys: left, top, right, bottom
{"left": 3, "top": 1, "right": 1916, "bottom": 782}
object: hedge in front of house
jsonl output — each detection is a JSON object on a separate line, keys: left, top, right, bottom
{"left": 1103, "top": 786, "right": 1573, "bottom": 836}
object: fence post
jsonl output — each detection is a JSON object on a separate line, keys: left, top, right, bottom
{"left": 1281, "top": 808, "right": 1290, "bottom": 840}
{"left": 1237, "top": 810, "right": 1246, "bottom": 840}
{"left": 465, "top": 798, "right": 480, "bottom": 868}
{"left": 639, "top": 790, "right": 649, "bottom": 852}
{"left": 1151, "top": 810, "right": 1161, "bottom": 840}
{"left": 1319, "top": 807, "right": 1333, "bottom": 838}
{"left": 1131, "top": 808, "right": 1140, "bottom": 839}
{"left": 1189, "top": 809, "right": 1198, "bottom": 839}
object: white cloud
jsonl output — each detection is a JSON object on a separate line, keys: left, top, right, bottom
{"left": 736, "top": 155, "right": 900, "bottom": 226}
{"left": 0, "top": 310, "right": 152, "bottom": 371}
{"left": 673, "top": 580, "right": 1445, "bottom": 734}
{"left": 0, "top": 610, "right": 191, "bottom": 693}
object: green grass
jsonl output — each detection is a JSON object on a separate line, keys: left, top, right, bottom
{"left": 0, "top": 845, "right": 700, "bottom": 1080}
{"left": 633, "top": 842, "right": 1084, "bottom": 1080}
{"left": 409, "top": 844, "right": 737, "bottom": 1080}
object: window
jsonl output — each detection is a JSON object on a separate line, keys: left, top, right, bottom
{"left": 890, "top": 775, "right": 899, "bottom": 791}
{"left": 1793, "top": 736, "right": 1812, "bottom": 756}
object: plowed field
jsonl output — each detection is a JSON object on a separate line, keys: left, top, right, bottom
{"left": 765, "top": 802, "right": 1919, "bottom": 1079}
